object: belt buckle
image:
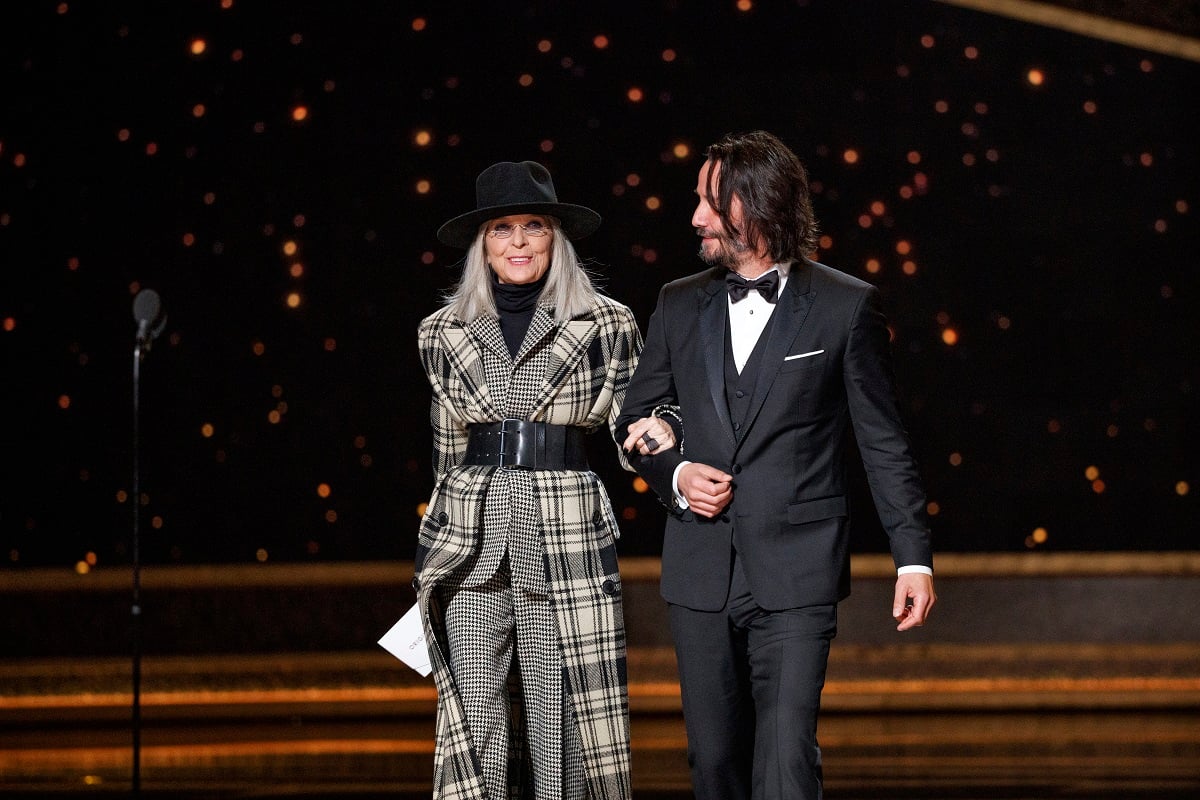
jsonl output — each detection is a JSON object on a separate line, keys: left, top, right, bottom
{"left": 497, "top": 418, "right": 525, "bottom": 470}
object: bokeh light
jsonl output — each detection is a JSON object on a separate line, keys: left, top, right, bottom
{"left": 0, "top": 0, "right": 1192, "bottom": 569}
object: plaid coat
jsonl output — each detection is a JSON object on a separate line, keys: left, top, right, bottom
{"left": 415, "top": 293, "right": 642, "bottom": 800}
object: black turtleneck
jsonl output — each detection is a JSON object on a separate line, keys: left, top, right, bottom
{"left": 491, "top": 268, "right": 548, "bottom": 357}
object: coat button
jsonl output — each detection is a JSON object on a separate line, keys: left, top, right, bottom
{"left": 732, "top": 464, "right": 742, "bottom": 474}
{"left": 437, "top": 511, "right": 448, "bottom": 527}
{"left": 601, "top": 579, "right": 616, "bottom": 596}
{"left": 592, "top": 509, "right": 603, "bottom": 523}
{"left": 411, "top": 577, "right": 421, "bottom": 591}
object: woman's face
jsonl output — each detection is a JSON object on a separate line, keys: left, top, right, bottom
{"left": 484, "top": 214, "right": 554, "bottom": 284}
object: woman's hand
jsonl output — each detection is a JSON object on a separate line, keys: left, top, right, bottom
{"left": 622, "top": 416, "right": 677, "bottom": 455}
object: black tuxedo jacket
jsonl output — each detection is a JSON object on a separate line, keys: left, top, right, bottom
{"left": 617, "top": 260, "right": 933, "bottom": 611}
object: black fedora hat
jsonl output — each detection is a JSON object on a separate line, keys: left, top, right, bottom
{"left": 436, "top": 160, "right": 601, "bottom": 248}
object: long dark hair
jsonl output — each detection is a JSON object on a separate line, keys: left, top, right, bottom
{"left": 704, "top": 130, "right": 820, "bottom": 263}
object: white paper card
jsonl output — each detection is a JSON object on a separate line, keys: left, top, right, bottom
{"left": 378, "top": 603, "right": 432, "bottom": 676}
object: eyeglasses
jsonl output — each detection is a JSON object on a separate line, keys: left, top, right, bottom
{"left": 487, "top": 221, "right": 549, "bottom": 239}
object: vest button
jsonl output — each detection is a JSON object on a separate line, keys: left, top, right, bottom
{"left": 437, "top": 512, "right": 449, "bottom": 527}
{"left": 733, "top": 422, "right": 741, "bottom": 430}
{"left": 411, "top": 577, "right": 421, "bottom": 591}
{"left": 601, "top": 579, "right": 617, "bottom": 596}
{"left": 735, "top": 390, "right": 745, "bottom": 398}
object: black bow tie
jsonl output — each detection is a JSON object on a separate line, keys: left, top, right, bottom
{"left": 726, "top": 270, "right": 780, "bottom": 303}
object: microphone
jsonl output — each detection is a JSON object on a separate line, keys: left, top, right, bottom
{"left": 132, "top": 289, "right": 167, "bottom": 351}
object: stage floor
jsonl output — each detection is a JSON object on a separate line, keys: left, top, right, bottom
{"left": 4, "top": 555, "right": 1199, "bottom": 798}
{"left": 3, "top": 645, "right": 1198, "bottom": 799}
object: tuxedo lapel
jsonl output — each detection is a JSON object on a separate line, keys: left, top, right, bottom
{"left": 697, "top": 274, "right": 738, "bottom": 448}
{"left": 739, "top": 266, "right": 815, "bottom": 444}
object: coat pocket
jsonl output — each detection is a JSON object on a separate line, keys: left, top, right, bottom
{"left": 786, "top": 495, "right": 848, "bottom": 525}
{"left": 779, "top": 350, "right": 827, "bottom": 374}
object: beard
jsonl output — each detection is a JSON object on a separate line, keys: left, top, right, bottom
{"left": 696, "top": 228, "right": 751, "bottom": 268}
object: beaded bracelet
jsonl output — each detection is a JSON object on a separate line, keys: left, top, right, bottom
{"left": 651, "top": 404, "right": 684, "bottom": 455}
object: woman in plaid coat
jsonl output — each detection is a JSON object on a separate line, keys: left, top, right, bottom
{"left": 415, "top": 161, "right": 675, "bottom": 799}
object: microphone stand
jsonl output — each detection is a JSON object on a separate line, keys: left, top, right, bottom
{"left": 131, "top": 336, "right": 147, "bottom": 797}
{"left": 129, "top": 288, "right": 163, "bottom": 797}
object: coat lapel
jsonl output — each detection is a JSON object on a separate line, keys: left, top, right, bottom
{"left": 448, "top": 306, "right": 599, "bottom": 421}
{"left": 467, "top": 313, "right": 511, "bottom": 363}
{"left": 440, "top": 323, "right": 502, "bottom": 419}
{"left": 517, "top": 305, "right": 556, "bottom": 365}
{"left": 531, "top": 307, "right": 597, "bottom": 417}
{"left": 738, "top": 263, "right": 815, "bottom": 445}
{"left": 697, "top": 274, "right": 738, "bottom": 448}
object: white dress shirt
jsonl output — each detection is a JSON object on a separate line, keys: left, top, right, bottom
{"left": 728, "top": 266, "right": 785, "bottom": 372}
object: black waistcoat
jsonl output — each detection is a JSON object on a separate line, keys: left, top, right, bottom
{"left": 724, "top": 310, "right": 777, "bottom": 441}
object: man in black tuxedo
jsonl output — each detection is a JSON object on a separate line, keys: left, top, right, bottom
{"left": 616, "top": 130, "right": 936, "bottom": 799}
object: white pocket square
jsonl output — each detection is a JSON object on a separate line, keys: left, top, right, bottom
{"left": 784, "top": 349, "right": 824, "bottom": 361}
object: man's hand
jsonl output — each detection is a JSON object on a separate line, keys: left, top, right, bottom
{"left": 677, "top": 462, "right": 733, "bottom": 518}
{"left": 892, "top": 572, "right": 936, "bottom": 631}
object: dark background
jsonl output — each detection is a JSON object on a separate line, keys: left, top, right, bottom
{"left": 1, "top": 0, "right": 1196, "bottom": 569}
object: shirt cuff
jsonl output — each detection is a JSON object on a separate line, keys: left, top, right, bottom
{"left": 671, "top": 461, "right": 692, "bottom": 509}
{"left": 897, "top": 565, "right": 933, "bottom": 576}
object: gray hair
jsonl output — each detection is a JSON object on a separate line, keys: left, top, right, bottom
{"left": 443, "top": 217, "right": 599, "bottom": 322}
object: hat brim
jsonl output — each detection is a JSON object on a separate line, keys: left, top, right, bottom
{"left": 436, "top": 202, "right": 601, "bottom": 248}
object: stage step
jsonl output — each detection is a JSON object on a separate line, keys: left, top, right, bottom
{"left": 3, "top": 554, "right": 1198, "bottom": 797}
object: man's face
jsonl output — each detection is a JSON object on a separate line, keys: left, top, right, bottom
{"left": 691, "top": 159, "right": 751, "bottom": 269}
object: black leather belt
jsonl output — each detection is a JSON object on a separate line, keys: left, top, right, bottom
{"left": 463, "top": 419, "right": 589, "bottom": 470}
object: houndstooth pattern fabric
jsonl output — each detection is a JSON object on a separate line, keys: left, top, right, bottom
{"left": 443, "top": 572, "right": 517, "bottom": 800}
{"left": 415, "top": 294, "right": 641, "bottom": 800}
{"left": 443, "top": 564, "right": 584, "bottom": 800}
{"left": 462, "top": 313, "right": 553, "bottom": 592}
